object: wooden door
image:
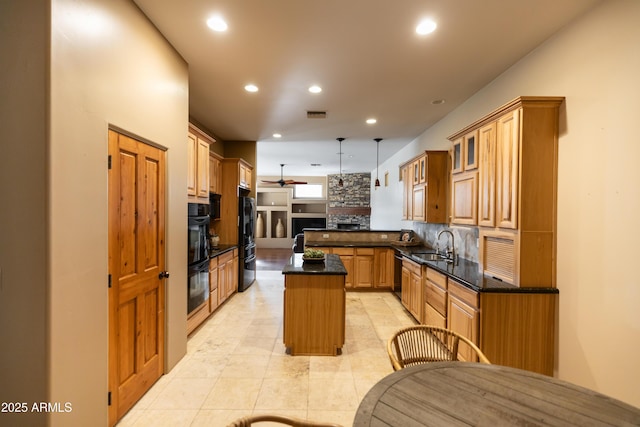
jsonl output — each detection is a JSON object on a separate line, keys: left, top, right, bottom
{"left": 108, "top": 130, "right": 166, "bottom": 426}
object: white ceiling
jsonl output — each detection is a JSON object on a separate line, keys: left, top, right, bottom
{"left": 133, "top": 0, "right": 599, "bottom": 177}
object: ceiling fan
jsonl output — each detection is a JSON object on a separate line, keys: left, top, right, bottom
{"left": 261, "top": 164, "right": 307, "bottom": 187}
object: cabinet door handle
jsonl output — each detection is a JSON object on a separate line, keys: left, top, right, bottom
{"left": 159, "top": 271, "right": 170, "bottom": 279}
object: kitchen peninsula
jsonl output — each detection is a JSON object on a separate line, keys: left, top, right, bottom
{"left": 282, "top": 253, "right": 347, "bottom": 355}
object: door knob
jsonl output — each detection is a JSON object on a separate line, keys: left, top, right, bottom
{"left": 159, "top": 271, "right": 170, "bottom": 279}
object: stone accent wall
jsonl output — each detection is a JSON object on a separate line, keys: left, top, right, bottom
{"left": 327, "top": 173, "right": 371, "bottom": 229}
{"left": 412, "top": 222, "right": 479, "bottom": 262}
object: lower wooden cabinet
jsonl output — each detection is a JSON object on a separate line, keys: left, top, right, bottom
{"left": 448, "top": 279, "right": 480, "bottom": 362}
{"left": 320, "top": 247, "right": 394, "bottom": 290}
{"left": 401, "top": 258, "right": 422, "bottom": 321}
{"left": 424, "top": 268, "right": 447, "bottom": 328}
{"left": 374, "top": 248, "right": 394, "bottom": 289}
{"left": 217, "top": 249, "right": 239, "bottom": 305}
{"left": 447, "top": 277, "right": 557, "bottom": 375}
{"left": 332, "top": 248, "right": 354, "bottom": 288}
{"left": 208, "top": 257, "right": 219, "bottom": 313}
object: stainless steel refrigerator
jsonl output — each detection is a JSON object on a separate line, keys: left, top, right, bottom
{"left": 238, "top": 196, "right": 256, "bottom": 291}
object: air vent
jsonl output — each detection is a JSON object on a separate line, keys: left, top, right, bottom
{"left": 307, "top": 111, "right": 327, "bottom": 119}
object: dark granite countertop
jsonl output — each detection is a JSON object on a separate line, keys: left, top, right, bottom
{"left": 295, "top": 237, "right": 557, "bottom": 294}
{"left": 282, "top": 253, "right": 348, "bottom": 275}
{"left": 209, "top": 244, "right": 237, "bottom": 259}
{"left": 306, "top": 241, "right": 397, "bottom": 248}
{"left": 396, "top": 247, "right": 558, "bottom": 294}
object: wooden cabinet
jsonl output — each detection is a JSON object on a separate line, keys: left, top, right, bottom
{"left": 208, "top": 257, "right": 219, "bottom": 313}
{"left": 450, "top": 171, "right": 477, "bottom": 225}
{"left": 477, "top": 122, "right": 497, "bottom": 227}
{"left": 401, "top": 258, "right": 422, "bottom": 321}
{"left": 239, "top": 162, "right": 252, "bottom": 190}
{"left": 447, "top": 279, "right": 480, "bottom": 362}
{"left": 354, "top": 248, "right": 374, "bottom": 288}
{"left": 332, "top": 248, "right": 354, "bottom": 288}
{"left": 327, "top": 247, "right": 394, "bottom": 290}
{"left": 400, "top": 165, "right": 413, "bottom": 220}
{"left": 424, "top": 268, "right": 447, "bottom": 328}
{"left": 449, "top": 97, "right": 564, "bottom": 288}
{"left": 451, "top": 130, "right": 479, "bottom": 225}
{"left": 217, "top": 249, "right": 238, "bottom": 305}
{"left": 373, "top": 248, "right": 394, "bottom": 289}
{"left": 283, "top": 262, "right": 346, "bottom": 356}
{"left": 220, "top": 158, "right": 254, "bottom": 244}
{"left": 452, "top": 130, "right": 479, "bottom": 174}
{"left": 209, "top": 152, "right": 222, "bottom": 195}
{"left": 400, "top": 151, "right": 448, "bottom": 223}
{"left": 188, "top": 124, "right": 213, "bottom": 203}
{"left": 446, "top": 277, "right": 557, "bottom": 375}
{"left": 495, "top": 108, "right": 520, "bottom": 230}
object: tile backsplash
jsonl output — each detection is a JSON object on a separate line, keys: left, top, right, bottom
{"left": 412, "top": 222, "right": 479, "bottom": 262}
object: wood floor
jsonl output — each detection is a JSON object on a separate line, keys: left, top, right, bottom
{"left": 255, "top": 248, "right": 293, "bottom": 271}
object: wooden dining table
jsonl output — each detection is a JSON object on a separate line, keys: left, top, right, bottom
{"left": 354, "top": 362, "right": 640, "bottom": 426}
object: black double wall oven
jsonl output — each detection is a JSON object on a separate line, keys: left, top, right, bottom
{"left": 188, "top": 203, "right": 210, "bottom": 315}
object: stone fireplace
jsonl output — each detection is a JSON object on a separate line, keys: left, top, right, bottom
{"left": 327, "top": 172, "right": 371, "bottom": 229}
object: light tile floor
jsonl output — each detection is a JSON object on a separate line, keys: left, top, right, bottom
{"left": 118, "top": 270, "right": 415, "bottom": 427}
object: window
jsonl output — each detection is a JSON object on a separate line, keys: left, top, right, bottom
{"left": 294, "top": 183, "right": 323, "bottom": 199}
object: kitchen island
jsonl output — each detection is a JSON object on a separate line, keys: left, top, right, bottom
{"left": 282, "top": 253, "right": 347, "bottom": 356}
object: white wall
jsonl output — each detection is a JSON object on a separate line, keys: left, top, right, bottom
{"left": 372, "top": 0, "right": 640, "bottom": 407}
{"left": 49, "top": 0, "right": 188, "bottom": 424}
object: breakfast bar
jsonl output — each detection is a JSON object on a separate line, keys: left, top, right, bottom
{"left": 282, "top": 253, "right": 347, "bottom": 356}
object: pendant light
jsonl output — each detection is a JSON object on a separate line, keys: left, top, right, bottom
{"left": 337, "top": 137, "right": 345, "bottom": 187}
{"left": 374, "top": 138, "right": 383, "bottom": 188}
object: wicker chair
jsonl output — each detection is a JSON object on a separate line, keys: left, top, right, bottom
{"left": 226, "top": 414, "right": 343, "bottom": 427}
{"left": 387, "top": 325, "right": 490, "bottom": 371}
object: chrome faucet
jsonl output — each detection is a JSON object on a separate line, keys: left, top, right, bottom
{"left": 437, "top": 229, "right": 456, "bottom": 263}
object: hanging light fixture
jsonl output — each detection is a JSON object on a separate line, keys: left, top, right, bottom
{"left": 337, "top": 137, "right": 345, "bottom": 187}
{"left": 374, "top": 138, "right": 383, "bottom": 188}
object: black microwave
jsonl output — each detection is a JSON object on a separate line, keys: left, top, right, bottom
{"left": 209, "top": 193, "right": 221, "bottom": 219}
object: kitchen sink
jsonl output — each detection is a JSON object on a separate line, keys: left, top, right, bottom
{"left": 414, "top": 253, "right": 451, "bottom": 262}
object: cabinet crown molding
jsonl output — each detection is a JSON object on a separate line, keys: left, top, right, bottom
{"left": 447, "top": 96, "right": 564, "bottom": 141}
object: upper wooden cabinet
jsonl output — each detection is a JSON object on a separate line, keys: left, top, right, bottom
{"left": 188, "top": 124, "right": 215, "bottom": 203}
{"left": 477, "top": 122, "right": 497, "bottom": 227}
{"left": 452, "top": 130, "right": 478, "bottom": 174}
{"left": 209, "top": 152, "right": 222, "bottom": 195}
{"left": 449, "top": 96, "right": 564, "bottom": 287}
{"left": 399, "top": 151, "right": 448, "bottom": 223}
{"left": 239, "top": 162, "right": 252, "bottom": 190}
{"left": 219, "top": 158, "right": 254, "bottom": 244}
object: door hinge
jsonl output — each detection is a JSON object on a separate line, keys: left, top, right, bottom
{"left": 108, "top": 155, "right": 112, "bottom": 169}
{"left": 108, "top": 274, "right": 112, "bottom": 288}
{"left": 108, "top": 391, "right": 112, "bottom": 406}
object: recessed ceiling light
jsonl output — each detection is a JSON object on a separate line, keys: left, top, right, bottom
{"left": 206, "top": 16, "right": 228, "bottom": 32}
{"left": 366, "top": 118, "right": 377, "bottom": 125}
{"left": 244, "top": 84, "right": 259, "bottom": 92}
{"left": 273, "top": 133, "right": 282, "bottom": 138}
{"left": 431, "top": 99, "right": 446, "bottom": 105}
{"left": 416, "top": 19, "right": 437, "bottom": 35}
{"left": 308, "top": 85, "right": 322, "bottom": 94}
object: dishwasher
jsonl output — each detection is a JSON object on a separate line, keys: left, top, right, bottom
{"left": 393, "top": 248, "right": 403, "bottom": 300}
